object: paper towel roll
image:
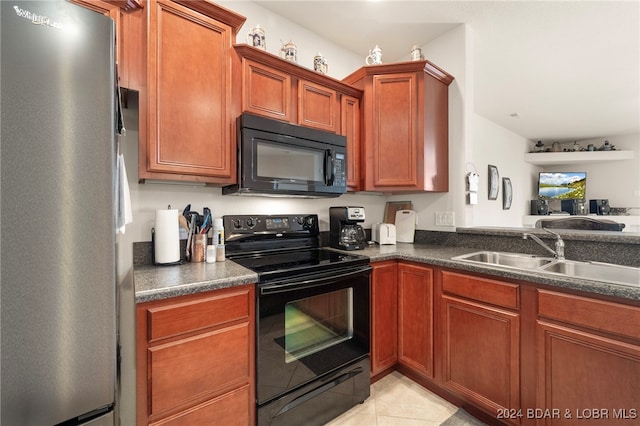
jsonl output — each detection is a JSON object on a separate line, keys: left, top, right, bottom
{"left": 154, "top": 209, "right": 180, "bottom": 264}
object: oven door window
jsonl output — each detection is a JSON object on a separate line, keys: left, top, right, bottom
{"left": 285, "top": 288, "right": 353, "bottom": 363}
{"left": 256, "top": 140, "right": 325, "bottom": 182}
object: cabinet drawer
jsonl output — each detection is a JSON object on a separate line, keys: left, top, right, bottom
{"left": 148, "top": 323, "right": 250, "bottom": 416}
{"left": 147, "top": 288, "right": 251, "bottom": 341}
{"left": 442, "top": 271, "right": 519, "bottom": 310}
{"left": 538, "top": 289, "right": 640, "bottom": 340}
{"left": 150, "top": 385, "right": 250, "bottom": 426}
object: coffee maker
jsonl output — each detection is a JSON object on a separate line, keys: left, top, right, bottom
{"left": 330, "top": 206, "right": 367, "bottom": 250}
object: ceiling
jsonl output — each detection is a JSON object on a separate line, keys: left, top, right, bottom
{"left": 255, "top": 0, "right": 640, "bottom": 142}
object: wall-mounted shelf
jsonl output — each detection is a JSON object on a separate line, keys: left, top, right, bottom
{"left": 524, "top": 150, "right": 634, "bottom": 165}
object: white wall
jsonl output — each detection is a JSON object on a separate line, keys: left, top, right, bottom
{"left": 470, "top": 114, "right": 538, "bottom": 227}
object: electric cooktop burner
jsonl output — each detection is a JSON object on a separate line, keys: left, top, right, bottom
{"left": 223, "top": 214, "right": 369, "bottom": 282}
{"left": 231, "top": 248, "right": 368, "bottom": 278}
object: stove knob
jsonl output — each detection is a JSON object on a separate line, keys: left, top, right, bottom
{"left": 305, "top": 216, "right": 315, "bottom": 227}
{"left": 246, "top": 217, "right": 256, "bottom": 228}
{"left": 233, "top": 219, "right": 243, "bottom": 229}
{"left": 296, "top": 216, "right": 305, "bottom": 225}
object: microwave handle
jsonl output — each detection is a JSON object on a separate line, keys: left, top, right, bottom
{"left": 325, "top": 149, "right": 335, "bottom": 186}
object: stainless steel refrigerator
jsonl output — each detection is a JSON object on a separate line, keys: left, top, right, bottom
{"left": 1, "top": 1, "right": 117, "bottom": 425}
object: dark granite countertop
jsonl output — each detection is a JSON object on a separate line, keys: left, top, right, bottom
{"left": 134, "top": 261, "right": 257, "bottom": 303}
{"left": 339, "top": 243, "right": 640, "bottom": 302}
{"left": 134, "top": 242, "right": 640, "bottom": 303}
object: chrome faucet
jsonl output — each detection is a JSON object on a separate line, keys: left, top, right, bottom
{"left": 523, "top": 228, "right": 565, "bottom": 260}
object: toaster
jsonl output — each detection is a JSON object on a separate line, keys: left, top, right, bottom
{"left": 372, "top": 223, "right": 396, "bottom": 245}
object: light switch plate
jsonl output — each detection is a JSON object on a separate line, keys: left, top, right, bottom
{"left": 435, "top": 211, "right": 455, "bottom": 227}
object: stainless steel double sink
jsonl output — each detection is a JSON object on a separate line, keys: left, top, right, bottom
{"left": 452, "top": 251, "right": 640, "bottom": 287}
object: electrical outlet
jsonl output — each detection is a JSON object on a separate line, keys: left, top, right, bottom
{"left": 435, "top": 211, "right": 455, "bottom": 227}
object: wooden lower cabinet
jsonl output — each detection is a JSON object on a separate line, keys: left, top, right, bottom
{"left": 440, "top": 271, "right": 521, "bottom": 423}
{"left": 370, "top": 264, "right": 639, "bottom": 425}
{"left": 397, "top": 262, "right": 434, "bottom": 379}
{"left": 536, "top": 290, "right": 640, "bottom": 425}
{"left": 370, "top": 261, "right": 398, "bottom": 377}
{"left": 136, "top": 285, "right": 255, "bottom": 426}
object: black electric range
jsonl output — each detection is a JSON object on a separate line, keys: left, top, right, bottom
{"left": 223, "top": 214, "right": 369, "bottom": 283}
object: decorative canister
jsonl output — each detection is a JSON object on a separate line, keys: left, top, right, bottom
{"left": 313, "top": 52, "right": 328, "bottom": 74}
{"left": 280, "top": 40, "right": 297, "bottom": 63}
{"left": 410, "top": 45, "right": 424, "bottom": 61}
{"left": 365, "top": 45, "right": 382, "bottom": 65}
{"left": 247, "top": 24, "right": 266, "bottom": 50}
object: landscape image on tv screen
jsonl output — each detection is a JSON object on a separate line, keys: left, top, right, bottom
{"left": 538, "top": 172, "right": 586, "bottom": 200}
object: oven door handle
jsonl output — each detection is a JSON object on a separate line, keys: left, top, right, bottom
{"left": 259, "top": 265, "right": 371, "bottom": 295}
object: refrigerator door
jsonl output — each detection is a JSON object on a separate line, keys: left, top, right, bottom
{"left": 1, "top": 1, "right": 116, "bottom": 425}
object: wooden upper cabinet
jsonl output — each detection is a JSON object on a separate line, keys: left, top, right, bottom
{"left": 234, "top": 45, "right": 361, "bottom": 133}
{"left": 343, "top": 60, "right": 454, "bottom": 193}
{"left": 298, "top": 79, "right": 338, "bottom": 133}
{"left": 139, "top": 0, "right": 245, "bottom": 184}
{"left": 242, "top": 59, "right": 292, "bottom": 122}
{"left": 341, "top": 95, "right": 361, "bottom": 191}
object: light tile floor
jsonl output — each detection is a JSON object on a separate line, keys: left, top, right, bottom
{"left": 325, "top": 371, "right": 459, "bottom": 426}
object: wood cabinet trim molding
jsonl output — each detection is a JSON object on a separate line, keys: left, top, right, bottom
{"left": 172, "top": 0, "right": 246, "bottom": 33}
{"left": 234, "top": 44, "right": 362, "bottom": 98}
{"left": 343, "top": 60, "right": 454, "bottom": 87}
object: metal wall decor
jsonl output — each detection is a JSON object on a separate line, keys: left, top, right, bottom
{"left": 503, "top": 177, "right": 512, "bottom": 209}
{"left": 488, "top": 164, "right": 499, "bottom": 200}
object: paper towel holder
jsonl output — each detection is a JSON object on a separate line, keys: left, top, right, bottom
{"left": 151, "top": 228, "right": 183, "bottom": 266}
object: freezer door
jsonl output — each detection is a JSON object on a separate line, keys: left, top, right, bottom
{"left": 1, "top": 1, "right": 116, "bottom": 425}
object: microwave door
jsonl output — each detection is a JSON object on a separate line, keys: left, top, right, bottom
{"left": 254, "top": 138, "right": 325, "bottom": 187}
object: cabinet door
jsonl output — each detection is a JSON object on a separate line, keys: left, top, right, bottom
{"left": 242, "top": 59, "right": 292, "bottom": 122}
{"left": 298, "top": 79, "right": 338, "bottom": 132}
{"left": 370, "top": 261, "right": 398, "bottom": 376}
{"left": 441, "top": 295, "right": 520, "bottom": 422}
{"left": 341, "top": 95, "right": 361, "bottom": 191}
{"left": 537, "top": 322, "right": 640, "bottom": 426}
{"left": 397, "top": 263, "right": 434, "bottom": 379}
{"left": 369, "top": 72, "right": 419, "bottom": 189}
{"left": 144, "top": 0, "right": 234, "bottom": 182}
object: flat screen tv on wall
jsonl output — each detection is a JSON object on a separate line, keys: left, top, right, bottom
{"left": 538, "top": 172, "right": 587, "bottom": 200}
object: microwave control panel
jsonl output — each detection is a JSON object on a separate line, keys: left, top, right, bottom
{"left": 333, "top": 153, "right": 346, "bottom": 187}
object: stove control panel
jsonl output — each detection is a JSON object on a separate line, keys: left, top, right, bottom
{"left": 224, "top": 214, "right": 319, "bottom": 240}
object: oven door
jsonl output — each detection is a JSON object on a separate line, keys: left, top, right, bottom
{"left": 256, "top": 265, "right": 371, "bottom": 405}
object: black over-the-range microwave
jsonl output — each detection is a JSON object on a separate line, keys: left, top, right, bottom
{"left": 222, "top": 113, "right": 347, "bottom": 198}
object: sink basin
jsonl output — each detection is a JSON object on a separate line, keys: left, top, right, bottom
{"left": 540, "top": 261, "right": 640, "bottom": 287}
{"left": 453, "top": 251, "right": 555, "bottom": 269}
{"left": 452, "top": 251, "right": 640, "bottom": 288}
